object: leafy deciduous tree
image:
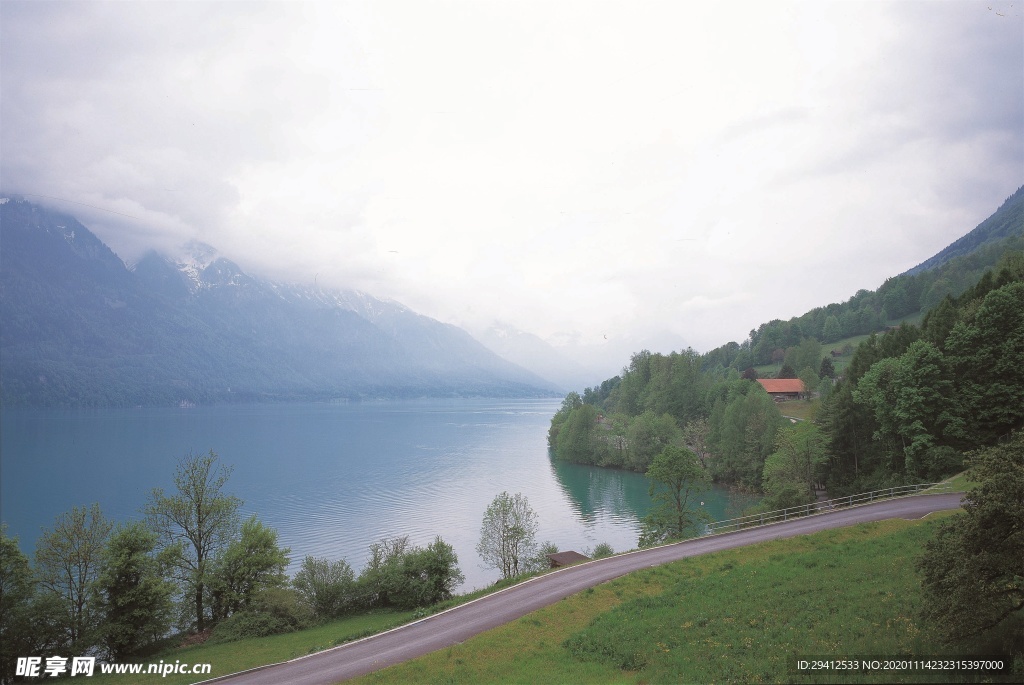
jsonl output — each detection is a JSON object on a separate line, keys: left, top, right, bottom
{"left": 34, "top": 503, "right": 112, "bottom": 651}
{"left": 854, "top": 340, "right": 951, "bottom": 476}
{"left": 392, "top": 536, "right": 464, "bottom": 609}
{"left": 477, "top": 492, "right": 539, "bottom": 580}
{"left": 762, "top": 422, "right": 828, "bottom": 510}
{"left": 918, "top": 433, "right": 1023, "bottom": 644}
{"left": 638, "top": 446, "right": 710, "bottom": 547}
{"left": 356, "top": 535, "right": 464, "bottom": 610}
{"left": 93, "top": 522, "right": 175, "bottom": 660}
{"left": 1, "top": 528, "right": 66, "bottom": 682}
{"left": 292, "top": 555, "right": 357, "bottom": 620}
{"left": 944, "top": 282, "right": 1024, "bottom": 447}
{"left": 146, "top": 450, "right": 242, "bottom": 632}
{"left": 209, "top": 516, "right": 289, "bottom": 621}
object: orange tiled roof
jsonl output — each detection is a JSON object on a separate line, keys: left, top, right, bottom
{"left": 756, "top": 378, "right": 805, "bottom": 393}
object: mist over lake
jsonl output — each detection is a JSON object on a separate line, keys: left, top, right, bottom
{"left": 1, "top": 399, "right": 755, "bottom": 590}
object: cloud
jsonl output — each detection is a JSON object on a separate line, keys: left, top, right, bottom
{"left": 2, "top": 1, "right": 1021, "bottom": 362}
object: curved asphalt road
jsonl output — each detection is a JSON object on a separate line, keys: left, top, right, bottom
{"left": 208, "top": 492, "right": 962, "bottom": 685}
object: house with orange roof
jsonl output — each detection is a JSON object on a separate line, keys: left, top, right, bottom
{"left": 756, "top": 378, "right": 805, "bottom": 401}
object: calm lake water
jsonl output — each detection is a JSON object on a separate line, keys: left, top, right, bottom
{"left": 1, "top": 399, "right": 757, "bottom": 590}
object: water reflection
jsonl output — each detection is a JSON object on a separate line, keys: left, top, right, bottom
{"left": 548, "top": 451, "right": 761, "bottom": 533}
{"left": 548, "top": 452, "right": 653, "bottom": 525}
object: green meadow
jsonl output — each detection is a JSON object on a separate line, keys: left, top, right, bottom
{"left": 355, "top": 513, "right": 1020, "bottom": 684}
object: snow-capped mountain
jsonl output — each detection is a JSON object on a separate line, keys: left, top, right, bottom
{"left": 0, "top": 198, "right": 559, "bottom": 406}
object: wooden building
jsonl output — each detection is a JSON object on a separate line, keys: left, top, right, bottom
{"left": 756, "top": 378, "right": 806, "bottom": 401}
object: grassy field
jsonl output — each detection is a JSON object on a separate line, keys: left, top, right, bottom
{"left": 354, "top": 513, "right": 1019, "bottom": 684}
{"left": 776, "top": 398, "right": 820, "bottom": 421}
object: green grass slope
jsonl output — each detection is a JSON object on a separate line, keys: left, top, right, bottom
{"left": 357, "top": 514, "right": 1020, "bottom": 684}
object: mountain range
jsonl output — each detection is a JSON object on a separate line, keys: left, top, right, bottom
{"left": 4, "top": 186, "right": 1022, "bottom": 407}
{"left": 0, "top": 197, "right": 559, "bottom": 407}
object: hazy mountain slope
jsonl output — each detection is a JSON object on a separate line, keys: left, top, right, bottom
{"left": 697, "top": 185, "right": 1024, "bottom": 372}
{"left": 904, "top": 185, "right": 1024, "bottom": 276}
{"left": 476, "top": 323, "right": 598, "bottom": 393}
{"left": 0, "top": 198, "right": 557, "bottom": 406}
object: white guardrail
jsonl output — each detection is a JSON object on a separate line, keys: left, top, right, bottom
{"left": 703, "top": 481, "right": 954, "bottom": 536}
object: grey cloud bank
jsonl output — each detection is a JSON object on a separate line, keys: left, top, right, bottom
{"left": 2, "top": 0, "right": 1021, "bottom": 376}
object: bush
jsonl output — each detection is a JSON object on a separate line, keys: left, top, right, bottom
{"left": 207, "top": 611, "right": 288, "bottom": 643}
{"left": 357, "top": 535, "right": 464, "bottom": 611}
{"left": 293, "top": 556, "right": 358, "bottom": 620}
{"left": 207, "top": 588, "right": 311, "bottom": 644}
{"left": 923, "top": 446, "right": 963, "bottom": 481}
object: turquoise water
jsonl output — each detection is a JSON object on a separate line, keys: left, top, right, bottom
{"left": 1, "top": 399, "right": 755, "bottom": 590}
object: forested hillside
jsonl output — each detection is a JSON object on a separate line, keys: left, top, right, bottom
{"left": 701, "top": 185, "right": 1024, "bottom": 371}
{"left": 550, "top": 189, "right": 1024, "bottom": 507}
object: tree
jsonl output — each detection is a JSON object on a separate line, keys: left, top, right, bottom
{"left": 1, "top": 529, "right": 34, "bottom": 680}
{"left": 854, "top": 340, "right": 952, "bottom": 476}
{"left": 293, "top": 556, "right": 357, "bottom": 620}
{"left": 762, "top": 422, "right": 827, "bottom": 510}
{"left": 2, "top": 529, "right": 67, "bottom": 683}
{"left": 638, "top": 446, "right": 710, "bottom": 547}
{"left": 146, "top": 450, "right": 241, "bottom": 632}
{"left": 798, "top": 366, "right": 819, "bottom": 397}
{"left": 822, "top": 315, "right": 842, "bottom": 342}
{"left": 548, "top": 391, "right": 583, "bottom": 448}
{"left": 624, "top": 411, "right": 680, "bottom": 471}
{"left": 710, "top": 383, "right": 783, "bottom": 488}
{"left": 682, "top": 417, "right": 712, "bottom": 469}
{"left": 356, "top": 535, "right": 464, "bottom": 610}
{"left": 918, "top": 433, "right": 1024, "bottom": 644}
{"left": 392, "top": 536, "right": 464, "bottom": 609}
{"left": 359, "top": 535, "right": 411, "bottom": 608}
{"left": 209, "top": 516, "right": 289, "bottom": 621}
{"left": 944, "top": 282, "right": 1024, "bottom": 447}
{"left": 34, "top": 503, "right": 113, "bottom": 651}
{"left": 555, "top": 403, "right": 600, "bottom": 464}
{"left": 819, "top": 356, "right": 836, "bottom": 380}
{"left": 477, "top": 492, "right": 539, "bottom": 580}
{"left": 93, "top": 522, "right": 175, "bottom": 660}
{"left": 784, "top": 338, "right": 822, "bottom": 379}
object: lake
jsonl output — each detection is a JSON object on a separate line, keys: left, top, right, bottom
{"left": 0, "top": 399, "right": 757, "bottom": 590}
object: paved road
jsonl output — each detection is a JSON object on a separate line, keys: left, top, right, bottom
{"left": 208, "top": 492, "right": 962, "bottom": 685}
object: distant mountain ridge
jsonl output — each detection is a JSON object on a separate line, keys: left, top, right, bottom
{"left": 0, "top": 197, "right": 558, "bottom": 406}
{"left": 476, "top": 323, "right": 598, "bottom": 393}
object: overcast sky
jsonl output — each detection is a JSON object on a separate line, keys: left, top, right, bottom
{"left": 2, "top": 1, "right": 1022, "bottom": 373}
